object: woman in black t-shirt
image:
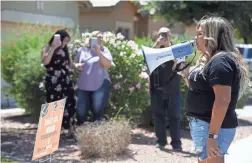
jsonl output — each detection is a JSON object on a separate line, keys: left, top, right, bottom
{"left": 180, "top": 16, "right": 249, "bottom": 163}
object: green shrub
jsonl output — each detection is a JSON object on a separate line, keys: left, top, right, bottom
{"left": 1, "top": 24, "right": 55, "bottom": 115}
{"left": 12, "top": 49, "right": 46, "bottom": 116}
{"left": 133, "top": 36, "right": 153, "bottom": 47}
{"left": 1, "top": 157, "right": 18, "bottom": 163}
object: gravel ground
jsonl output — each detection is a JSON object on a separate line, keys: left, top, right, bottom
{"left": 1, "top": 114, "right": 252, "bottom": 163}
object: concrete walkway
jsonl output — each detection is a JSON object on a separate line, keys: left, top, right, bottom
{"left": 0, "top": 108, "right": 25, "bottom": 118}
{"left": 225, "top": 105, "right": 252, "bottom": 163}
{"left": 236, "top": 105, "right": 252, "bottom": 117}
{"left": 225, "top": 135, "right": 252, "bottom": 163}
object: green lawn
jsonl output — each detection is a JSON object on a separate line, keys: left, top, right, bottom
{"left": 1, "top": 157, "right": 18, "bottom": 163}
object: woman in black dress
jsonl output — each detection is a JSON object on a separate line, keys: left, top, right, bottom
{"left": 41, "top": 29, "right": 76, "bottom": 131}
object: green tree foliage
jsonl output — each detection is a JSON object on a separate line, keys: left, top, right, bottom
{"left": 141, "top": 1, "right": 252, "bottom": 43}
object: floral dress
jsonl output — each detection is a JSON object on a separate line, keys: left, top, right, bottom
{"left": 44, "top": 49, "right": 76, "bottom": 129}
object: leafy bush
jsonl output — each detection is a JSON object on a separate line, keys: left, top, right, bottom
{"left": 12, "top": 49, "right": 46, "bottom": 116}
{"left": 1, "top": 24, "right": 56, "bottom": 115}
{"left": 133, "top": 36, "right": 153, "bottom": 47}
{"left": 1, "top": 157, "right": 18, "bottom": 163}
{"left": 76, "top": 119, "right": 131, "bottom": 159}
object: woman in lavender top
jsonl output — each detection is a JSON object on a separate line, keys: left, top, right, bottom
{"left": 74, "top": 31, "right": 113, "bottom": 124}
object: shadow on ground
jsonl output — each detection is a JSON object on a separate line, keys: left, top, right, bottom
{"left": 238, "top": 118, "right": 252, "bottom": 126}
{"left": 131, "top": 125, "right": 192, "bottom": 145}
{"left": 1, "top": 128, "right": 82, "bottom": 163}
{"left": 1, "top": 128, "right": 36, "bottom": 163}
{"left": 2, "top": 114, "right": 38, "bottom": 125}
{"left": 131, "top": 130, "right": 196, "bottom": 158}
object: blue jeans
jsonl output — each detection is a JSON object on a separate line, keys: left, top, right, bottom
{"left": 151, "top": 90, "right": 182, "bottom": 147}
{"left": 76, "top": 79, "right": 110, "bottom": 124}
{"left": 189, "top": 118, "right": 236, "bottom": 160}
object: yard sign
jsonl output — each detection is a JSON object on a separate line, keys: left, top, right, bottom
{"left": 32, "top": 98, "right": 66, "bottom": 161}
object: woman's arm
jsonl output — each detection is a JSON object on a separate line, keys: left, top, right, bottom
{"left": 209, "top": 85, "right": 231, "bottom": 134}
{"left": 70, "top": 56, "right": 83, "bottom": 71}
{"left": 72, "top": 48, "right": 84, "bottom": 71}
{"left": 68, "top": 54, "right": 75, "bottom": 69}
{"left": 42, "top": 37, "right": 61, "bottom": 65}
{"left": 203, "top": 55, "right": 235, "bottom": 158}
{"left": 41, "top": 45, "right": 56, "bottom": 65}
{"left": 95, "top": 46, "right": 112, "bottom": 69}
{"left": 207, "top": 85, "right": 231, "bottom": 158}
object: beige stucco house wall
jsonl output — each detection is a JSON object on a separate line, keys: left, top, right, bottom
{"left": 79, "top": 1, "right": 136, "bottom": 39}
{"left": 1, "top": 1, "right": 80, "bottom": 40}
